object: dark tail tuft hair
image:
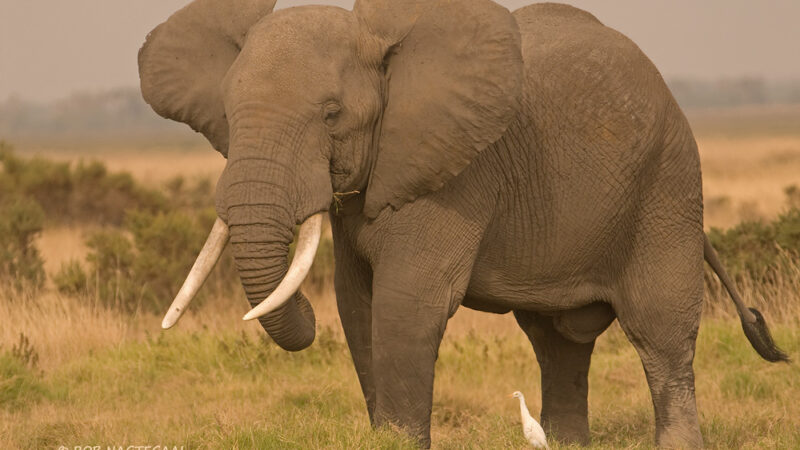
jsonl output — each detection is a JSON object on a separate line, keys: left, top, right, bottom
{"left": 741, "top": 308, "right": 790, "bottom": 363}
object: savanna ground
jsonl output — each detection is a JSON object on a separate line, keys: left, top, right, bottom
{"left": 2, "top": 105, "right": 800, "bottom": 448}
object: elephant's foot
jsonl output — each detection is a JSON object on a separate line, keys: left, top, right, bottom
{"left": 656, "top": 421, "right": 703, "bottom": 449}
{"left": 649, "top": 369, "right": 703, "bottom": 448}
{"left": 542, "top": 410, "right": 590, "bottom": 446}
{"left": 373, "top": 414, "right": 431, "bottom": 449}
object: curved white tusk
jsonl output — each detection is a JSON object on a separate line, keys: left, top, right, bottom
{"left": 242, "top": 212, "right": 323, "bottom": 321}
{"left": 161, "top": 218, "right": 229, "bottom": 329}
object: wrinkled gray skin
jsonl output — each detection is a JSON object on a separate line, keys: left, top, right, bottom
{"left": 139, "top": 0, "right": 788, "bottom": 447}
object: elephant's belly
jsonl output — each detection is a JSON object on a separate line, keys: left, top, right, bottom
{"left": 464, "top": 261, "right": 617, "bottom": 314}
{"left": 463, "top": 274, "right": 617, "bottom": 344}
{"left": 460, "top": 295, "right": 513, "bottom": 314}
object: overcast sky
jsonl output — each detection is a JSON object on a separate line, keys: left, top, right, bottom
{"left": 1, "top": 0, "right": 799, "bottom": 102}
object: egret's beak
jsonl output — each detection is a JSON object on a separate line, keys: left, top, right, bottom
{"left": 508, "top": 393, "right": 514, "bottom": 398}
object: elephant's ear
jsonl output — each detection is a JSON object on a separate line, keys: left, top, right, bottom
{"left": 354, "top": 0, "right": 523, "bottom": 218}
{"left": 138, "top": 0, "right": 277, "bottom": 156}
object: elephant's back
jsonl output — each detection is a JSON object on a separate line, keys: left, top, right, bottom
{"left": 512, "top": 3, "right": 675, "bottom": 155}
{"left": 513, "top": 3, "right": 602, "bottom": 29}
{"left": 510, "top": 2, "right": 689, "bottom": 206}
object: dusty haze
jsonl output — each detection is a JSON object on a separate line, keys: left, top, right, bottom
{"left": 1, "top": 0, "right": 799, "bottom": 102}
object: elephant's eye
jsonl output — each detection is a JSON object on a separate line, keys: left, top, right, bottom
{"left": 323, "top": 103, "right": 342, "bottom": 127}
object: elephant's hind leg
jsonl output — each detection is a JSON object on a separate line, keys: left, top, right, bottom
{"left": 616, "top": 230, "right": 705, "bottom": 448}
{"left": 514, "top": 310, "right": 599, "bottom": 446}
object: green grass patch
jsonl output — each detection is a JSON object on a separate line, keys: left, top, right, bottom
{"left": 1, "top": 321, "right": 797, "bottom": 449}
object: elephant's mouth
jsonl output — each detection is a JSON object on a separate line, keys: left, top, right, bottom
{"left": 160, "top": 212, "right": 324, "bottom": 329}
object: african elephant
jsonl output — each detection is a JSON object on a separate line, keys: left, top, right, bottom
{"left": 138, "top": 0, "right": 788, "bottom": 447}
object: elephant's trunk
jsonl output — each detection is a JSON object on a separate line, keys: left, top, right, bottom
{"left": 227, "top": 207, "right": 316, "bottom": 351}
{"left": 219, "top": 133, "right": 326, "bottom": 351}
{"left": 165, "top": 118, "right": 332, "bottom": 350}
{"left": 243, "top": 212, "right": 323, "bottom": 321}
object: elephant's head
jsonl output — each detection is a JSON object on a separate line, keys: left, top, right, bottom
{"left": 139, "top": 0, "right": 523, "bottom": 350}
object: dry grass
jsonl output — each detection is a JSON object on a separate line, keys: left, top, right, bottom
{"left": 1, "top": 285, "right": 797, "bottom": 449}
{"left": 700, "top": 135, "right": 800, "bottom": 228}
{"left": 37, "top": 226, "right": 93, "bottom": 276}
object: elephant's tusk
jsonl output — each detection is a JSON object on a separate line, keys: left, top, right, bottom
{"left": 242, "top": 212, "right": 323, "bottom": 321}
{"left": 161, "top": 217, "right": 229, "bottom": 329}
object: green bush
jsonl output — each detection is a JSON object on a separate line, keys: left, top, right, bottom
{"left": 0, "top": 333, "right": 46, "bottom": 412}
{"left": 0, "top": 195, "right": 45, "bottom": 290}
{"left": 59, "top": 208, "right": 238, "bottom": 313}
{"left": 127, "top": 209, "right": 207, "bottom": 308}
{"left": 70, "top": 160, "right": 167, "bottom": 225}
{"left": 0, "top": 144, "right": 167, "bottom": 225}
{"left": 709, "top": 206, "right": 800, "bottom": 280}
{"left": 164, "top": 175, "right": 215, "bottom": 212}
{"left": 52, "top": 259, "right": 89, "bottom": 296}
{"left": 84, "top": 229, "right": 138, "bottom": 309}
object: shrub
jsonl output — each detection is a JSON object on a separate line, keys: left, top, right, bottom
{"left": 709, "top": 206, "right": 800, "bottom": 280}
{"left": 0, "top": 351, "right": 47, "bottom": 411}
{"left": 59, "top": 208, "right": 238, "bottom": 313}
{"left": 0, "top": 333, "right": 46, "bottom": 412}
{"left": 69, "top": 160, "right": 167, "bottom": 225}
{"left": 127, "top": 209, "right": 207, "bottom": 309}
{"left": 0, "top": 144, "right": 167, "bottom": 226}
{"left": 164, "top": 175, "right": 215, "bottom": 212}
{"left": 52, "top": 259, "right": 89, "bottom": 296}
{"left": 0, "top": 195, "right": 45, "bottom": 290}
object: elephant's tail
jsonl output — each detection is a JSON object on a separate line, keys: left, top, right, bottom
{"left": 703, "top": 234, "right": 789, "bottom": 362}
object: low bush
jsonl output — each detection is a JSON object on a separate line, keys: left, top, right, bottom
{"left": 709, "top": 206, "right": 800, "bottom": 280}
{"left": 164, "top": 175, "right": 215, "bottom": 212}
{"left": 0, "top": 333, "right": 46, "bottom": 412}
{"left": 56, "top": 208, "right": 238, "bottom": 313}
{"left": 0, "top": 143, "right": 167, "bottom": 225}
{"left": 0, "top": 195, "right": 45, "bottom": 290}
{"left": 52, "top": 259, "right": 89, "bottom": 296}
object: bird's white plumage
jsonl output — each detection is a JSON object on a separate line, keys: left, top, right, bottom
{"left": 511, "top": 391, "right": 549, "bottom": 449}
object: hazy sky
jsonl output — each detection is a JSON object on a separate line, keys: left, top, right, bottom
{"left": 2, "top": 0, "right": 799, "bottom": 102}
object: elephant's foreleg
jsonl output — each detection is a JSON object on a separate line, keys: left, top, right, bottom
{"left": 370, "top": 253, "right": 470, "bottom": 448}
{"left": 514, "top": 310, "right": 595, "bottom": 445}
{"left": 332, "top": 224, "right": 376, "bottom": 421}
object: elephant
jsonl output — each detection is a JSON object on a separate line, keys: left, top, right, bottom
{"left": 138, "top": 0, "right": 789, "bottom": 447}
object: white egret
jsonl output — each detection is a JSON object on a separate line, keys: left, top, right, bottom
{"left": 510, "top": 391, "right": 549, "bottom": 449}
